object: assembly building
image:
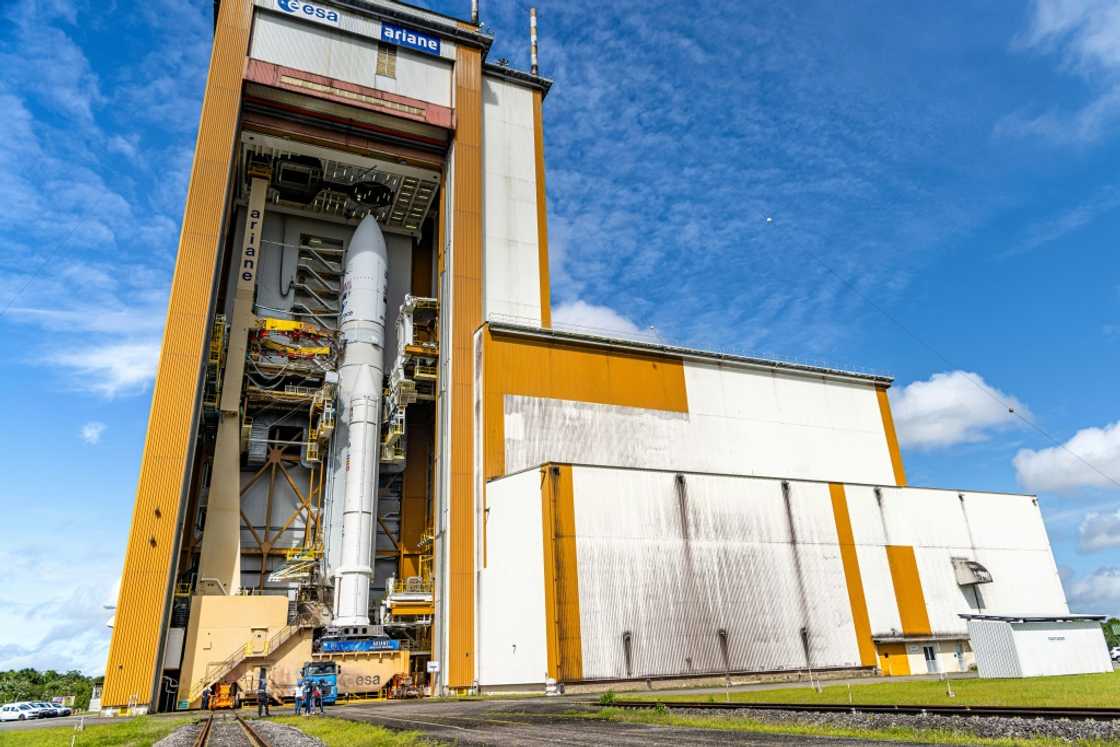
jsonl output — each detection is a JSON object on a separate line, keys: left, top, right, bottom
{"left": 100, "top": 0, "right": 1072, "bottom": 712}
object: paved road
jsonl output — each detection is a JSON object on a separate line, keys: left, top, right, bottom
{"left": 331, "top": 697, "right": 924, "bottom": 746}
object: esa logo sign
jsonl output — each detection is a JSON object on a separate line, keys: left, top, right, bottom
{"left": 275, "top": 0, "right": 340, "bottom": 27}
{"left": 381, "top": 22, "right": 441, "bottom": 56}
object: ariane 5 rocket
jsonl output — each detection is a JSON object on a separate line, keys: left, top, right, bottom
{"left": 332, "top": 214, "right": 388, "bottom": 626}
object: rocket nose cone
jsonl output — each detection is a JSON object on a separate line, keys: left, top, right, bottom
{"left": 351, "top": 214, "right": 382, "bottom": 247}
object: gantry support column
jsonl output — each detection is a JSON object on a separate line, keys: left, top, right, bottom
{"left": 197, "top": 169, "right": 269, "bottom": 595}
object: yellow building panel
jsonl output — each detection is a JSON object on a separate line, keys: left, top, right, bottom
{"left": 877, "top": 642, "right": 912, "bottom": 676}
{"left": 532, "top": 90, "right": 551, "bottom": 328}
{"left": 876, "top": 386, "right": 907, "bottom": 487}
{"left": 101, "top": 0, "right": 254, "bottom": 709}
{"left": 447, "top": 44, "right": 484, "bottom": 690}
{"left": 885, "top": 545, "right": 932, "bottom": 636}
{"left": 481, "top": 328, "right": 689, "bottom": 480}
{"left": 541, "top": 464, "right": 582, "bottom": 681}
{"left": 828, "top": 483, "right": 876, "bottom": 667}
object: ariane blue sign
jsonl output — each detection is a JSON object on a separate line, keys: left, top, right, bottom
{"left": 274, "top": 0, "right": 340, "bottom": 27}
{"left": 380, "top": 22, "right": 441, "bottom": 57}
{"left": 321, "top": 637, "right": 401, "bottom": 653}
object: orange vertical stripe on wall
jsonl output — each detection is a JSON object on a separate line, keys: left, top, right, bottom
{"left": 876, "top": 387, "right": 907, "bottom": 487}
{"left": 532, "top": 90, "right": 552, "bottom": 328}
{"left": 828, "top": 483, "right": 877, "bottom": 667}
{"left": 885, "top": 545, "right": 932, "bottom": 636}
{"left": 447, "top": 44, "right": 484, "bottom": 690}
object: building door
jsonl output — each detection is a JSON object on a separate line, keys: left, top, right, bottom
{"left": 922, "top": 645, "right": 938, "bottom": 673}
{"left": 954, "top": 643, "right": 964, "bottom": 671}
{"left": 251, "top": 628, "right": 267, "bottom": 654}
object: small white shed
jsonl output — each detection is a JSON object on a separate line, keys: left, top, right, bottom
{"left": 961, "top": 613, "right": 1112, "bottom": 678}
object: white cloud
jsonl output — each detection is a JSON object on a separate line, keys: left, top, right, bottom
{"left": 1080, "top": 509, "right": 1120, "bottom": 552}
{"left": 889, "top": 371, "right": 1029, "bottom": 450}
{"left": 1066, "top": 566, "right": 1120, "bottom": 616}
{"left": 80, "top": 421, "right": 107, "bottom": 445}
{"left": 1001, "top": 0, "right": 1120, "bottom": 144}
{"left": 1014, "top": 420, "right": 1120, "bottom": 492}
{"left": 0, "top": 544, "right": 119, "bottom": 675}
{"left": 50, "top": 341, "right": 161, "bottom": 397}
{"left": 552, "top": 300, "right": 659, "bottom": 342}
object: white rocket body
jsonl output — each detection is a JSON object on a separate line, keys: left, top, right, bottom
{"left": 332, "top": 215, "right": 388, "bottom": 627}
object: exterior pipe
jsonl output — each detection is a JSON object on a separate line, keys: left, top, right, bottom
{"left": 332, "top": 214, "right": 389, "bottom": 626}
{"left": 530, "top": 8, "right": 538, "bottom": 76}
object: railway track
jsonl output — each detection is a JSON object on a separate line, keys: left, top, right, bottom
{"left": 607, "top": 700, "right": 1120, "bottom": 721}
{"left": 191, "top": 713, "right": 273, "bottom": 747}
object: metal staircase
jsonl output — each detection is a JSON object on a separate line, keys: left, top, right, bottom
{"left": 188, "top": 623, "right": 309, "bottom": 702}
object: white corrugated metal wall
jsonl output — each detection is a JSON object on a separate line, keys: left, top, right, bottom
{"left": 481, "top": 77, "right": 543, "bottom": 326}
{"left": 502, "top": 362, "right": 897, "bottom": 486}
{"left": 478, "top": 465, "right": 1069, "bottom": 683}
{"left": 569, "top": 468, "right": 860, "bottom": 680}
{"left": 845, "top": 485, "right": 1067, "bottom": 638}
{"left": 477, "top": 469, "right": 548, "bottom": 685}
{"left": 1011, "top": 622, "right": 1112, "bottom": 677}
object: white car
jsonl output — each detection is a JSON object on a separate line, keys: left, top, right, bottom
{"left": 32, "top": 702, "right": 64, "bottom": 717}
{"left": 1111, "top": 646, "right": 1120, "bottom": 662}
{"left": 0, "top": 702, "right": 41, "bottom": 721}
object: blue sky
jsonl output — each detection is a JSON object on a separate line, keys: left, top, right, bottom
{"left": 0, "top": 0, "right": 1117, "bottom": 675}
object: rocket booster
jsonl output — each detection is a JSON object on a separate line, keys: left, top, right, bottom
{"left": 332, "top": 215, "right": 388, "bottom": 627}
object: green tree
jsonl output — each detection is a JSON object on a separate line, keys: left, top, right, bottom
{"left": 0, "top": 669, "right": 95, "bottom": 710}
{"left": 1103, "top": 618, "right": 1120, "bottom": 650}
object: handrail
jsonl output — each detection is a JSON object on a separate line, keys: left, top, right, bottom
{"left": 188, "top": 623, "right": 306, "bottom": 701}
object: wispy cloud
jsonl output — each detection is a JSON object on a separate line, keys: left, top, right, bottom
{"left": 1014, "top": 420, "right": 1120, "bottom": 492}
{"left": 999, "top": 0, "right": 1120, "bottom": 144}
{"left": 889, "top": 371, "right": 1029, "bottom": 450}
{"left": 80, "top": 421, "right": 107, "bottom": 445}
{"left": 1080, "top": 508, "right": 1120, "bottom": 553}
{"left": 0, "top": 544, "right": 119, "bottom": 674}
{"left": 1065, "top": 566, "right": 1120, "bottom": 615}
{"left": 1007, "top": 185, "right": 1120, "bottom": 256}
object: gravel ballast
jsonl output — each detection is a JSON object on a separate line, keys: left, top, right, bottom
{"left": 153, "top": 716, "right": 324, "bottom": 747}
{"left": 670, "top": 705, "right": 1120, "bottom": 743}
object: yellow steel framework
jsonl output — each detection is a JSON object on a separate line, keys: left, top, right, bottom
{"left": 237, "top": 445, "right": 326, "bottom": 590}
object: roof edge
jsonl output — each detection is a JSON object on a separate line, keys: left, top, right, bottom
{"left": 485, "top": 320, "right": 894, "bottom": 386}
{"left": 483, "top": 63, "right": 553, "bottom": 97}
{"left": 489, "top": 461, "right": 1037, "bottom": 501}
{"left": 960, "top": 613, "right": 1108, "bottom": 622}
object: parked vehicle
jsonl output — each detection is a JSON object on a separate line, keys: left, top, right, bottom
{"left": 32, "top": 702, "right": 64, "bottom": 717}
{"left": 0, "top": 703, "right": 42, "bottom": 720}
{"left": 48, "top": 702, "right": 73, "bottom": 717}
{"left": 1110, "top": 646, "right": 1120, "bottom": 662}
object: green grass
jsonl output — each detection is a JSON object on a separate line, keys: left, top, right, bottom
{"left": 0, "top": 716, "right": 191, "bottom": 747}
{"left": 625, "top": 670, "right": 1120, "bottom": 709}
{"left": 270, "top": 716, "right": 429, "bottom": 746}
{"left": 585, "top": 707, "right": 1119, "bottom": 747}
